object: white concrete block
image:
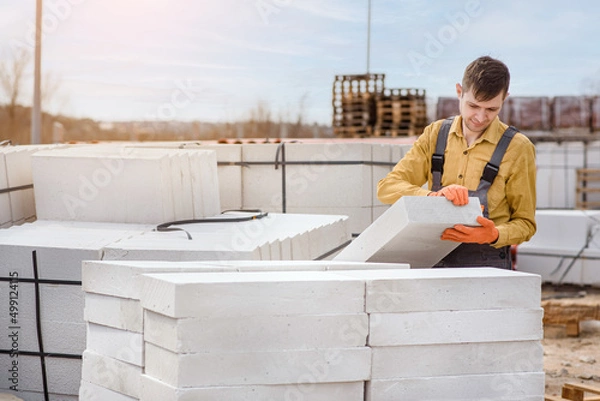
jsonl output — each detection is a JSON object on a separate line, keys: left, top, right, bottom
{"left": 241, "top": 143, "right": 282, "bottom": 212}
{"left": 197, "top": 144, "right": 243, "bottom": 211}
{"left": 82, "top": 260, "right": 236, "bottom": 299}
{"left": 0, "top": 353, "right": 81, "bottom": 394}
{"left": 4, "top": 147, "right": 37, "bottom": 223}
{"left": 366, "top": 372, "right": 545, "bottom": 401}
{"left": 0, "top": 317, "right": 85, "bottom": 355}
{"left": 82, "top": 260, "right": 409, "bottom": 298}
{"left": 144, "top": 310, "right": 368, "bottom": 352}
{"left": 0, "top": 153, "right": 12, "bottom": 225}
{"left": 0, "top": 220, "right": 148, "bottom": 280}
{"left": 286, "top": 206, "right": 369, "bottom": 235}
{"left": 84, "top": 293, "right": 142, "bottom": 332}
{"left": 368, "top": 308, "right": 543, "bottom": 346}
{"left": 81, "top": 350, "right": 141, "bottom": 399}
{"left": 516, "top": 253, "right": 583, "bottom": 285}
{"left": 335, "top": 267, "right": 541, "bottom": 312}
{"left": 145, "top": 342, "right": 371, "bottom": 387}
{"left": 79, "top": 380, "right": 137, "bottom": 401}
{"left": 86, "top": 323, "right": 144, "bottom": 366}
{"left": 141, "top": 374, "right": 364, "bottom": 401}
{"left": 520, "top": 210, "right": 600, "bottom": 253}
{"left": 581, "top": 255, "right": 600, "bottom": 286}
{"left": 334, "top": 196, "right": 482, "bottom": 267}
{"left": 101, "top": 212, "right": 347, "bottom": 263}
{"left": 140, "top": 271, "right": 365, "bottom": 318}
{"left": 372, "top": 341, "right": 543, "bottom": 379}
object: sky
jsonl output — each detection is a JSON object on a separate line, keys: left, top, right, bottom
{"left": 1, "top": 0, "right": 600, "bottom": 125}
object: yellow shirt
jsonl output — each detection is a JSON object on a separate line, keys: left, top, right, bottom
{"left": 377, "top": 116, "right": 537, "bottom": 248}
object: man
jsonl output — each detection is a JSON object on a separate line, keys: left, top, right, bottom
{"left": 377, "top": 56, "right": 536, "bottom": 269}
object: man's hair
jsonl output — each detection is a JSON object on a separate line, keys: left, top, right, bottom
{"left": 462, "top": 56, "right": 510, "bottom": 101}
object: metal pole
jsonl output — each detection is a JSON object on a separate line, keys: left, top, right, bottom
{"left": 366, "top": 0, "right": 371, "bottom": 74}
{"left": 31, "top": 0, "right": 42, "bottom": 144}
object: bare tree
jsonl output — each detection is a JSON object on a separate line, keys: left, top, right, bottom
{"left": 0, "top": 49, "right": 31, "bottom": 120}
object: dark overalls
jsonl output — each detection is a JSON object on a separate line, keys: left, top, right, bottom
{"left": 431, "top": 116, "right": 517, "bottom": 270}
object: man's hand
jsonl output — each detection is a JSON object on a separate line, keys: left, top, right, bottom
{"left": 441, "top": 215, "right": 499, "bottom": 244}
{"left": 428, "top": 184, "right": 469, "bottom": 206}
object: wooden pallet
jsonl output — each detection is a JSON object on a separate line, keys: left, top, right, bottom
{"left": 546, "top": 382, "right": 600, "bottom": 400}
{"left": 542, "top": 298, "right": 600, "bottom": 336}
{"left": 576, "top": 168, "right": 600, "bottom": 209}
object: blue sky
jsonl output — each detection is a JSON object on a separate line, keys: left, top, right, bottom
{"left": 1, "top": 0, "right": 599, "bottom": 124}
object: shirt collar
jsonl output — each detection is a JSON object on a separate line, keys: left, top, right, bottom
{"left": 449, "top": 115, "right": 505, "bottom": 145}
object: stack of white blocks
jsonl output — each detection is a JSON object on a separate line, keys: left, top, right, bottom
{"left": 32, "top": 146, "right": 221, "bottom": 224}
{"left": 0, "top": 145, "right": 64, "bottom": 228}
{"left": 102, "top": 212, "right": 349, "bottom": 262}
{"left": 535, "top": 140, "right": 600, "bottom": 209}
{"left": 79, "top": 261, "right": 544, "bottom": 401}
{"left": 517, "top": 209, "right": 600, "bottom": 285}
{"left": 127, "top": 141, "right": 413, "bottom": 235}
{"left": 0, "top": 220, "right": 150, "bottom": 400}
{"left": 80, "top": 260, "right": 409, "bottom": 400}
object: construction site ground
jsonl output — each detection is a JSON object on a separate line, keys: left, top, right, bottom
{"left": 542, "top": 284, "right": 600, "bottom": 396}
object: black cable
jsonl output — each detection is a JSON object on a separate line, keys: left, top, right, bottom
{"left": 0, "top": 349, "right": 81, "bottom": 359}
{"left": 154, "top": 209, "right": 269, "bottom": 240}
{"left": 32, "top": 251, "right": 50, "bottom": 401}
{"left": 0, "top": 184, "right": 34, "bottom": 195}
{"left": 0, "top": 277, "right": 81, "bottom": 285}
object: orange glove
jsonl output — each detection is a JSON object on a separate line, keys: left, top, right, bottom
{"left": 441, "top": 215, "right": 499, "bottom": 244}
{"left": 428, "top": 184, "right": 469, "bottom": 206}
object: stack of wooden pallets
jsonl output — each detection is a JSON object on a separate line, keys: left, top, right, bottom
{"left": 576, "top": 168, "right": 600, "bottom": 210}
{"left": 373, "top": 88, "right": 427, "bottom": 137}
{"left": 332, "top": 74, "right": 385, "bottom": 138}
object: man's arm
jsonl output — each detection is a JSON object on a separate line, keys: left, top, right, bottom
{"left": 377, "top": 125, "right": 437, "bottom": 204}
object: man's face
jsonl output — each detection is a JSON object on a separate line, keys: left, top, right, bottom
{"left": 456, "top": 83, "right": 506, "bottom": 135}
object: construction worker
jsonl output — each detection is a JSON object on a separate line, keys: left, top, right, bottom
{"left": 377, "top": 56, "right": 536, "bottom": 269}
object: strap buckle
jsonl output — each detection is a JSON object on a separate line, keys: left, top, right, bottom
{"left": 481, "top": 162, "right": 499, "bottom": 183}
{"left": 431, "top": 154, "right": 444, "bottom": 173}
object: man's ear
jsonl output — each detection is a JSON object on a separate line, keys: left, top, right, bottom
{"left": 456, "top": 83, "right": 462, "bottom": 99}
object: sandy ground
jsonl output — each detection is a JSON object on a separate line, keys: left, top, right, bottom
{"left": 542, "top": 285, "right": 600, "bottom": 397}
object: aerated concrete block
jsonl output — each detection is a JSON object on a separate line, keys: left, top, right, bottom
{"left": 368, "top": 308, "right": 543, "bottom": 346}
{"left": 241, "top": 143, "right": 282, "bottom": 212}
{"left": 140, "top": 271, "right": 365, "bottom": 318}
{"left": 79, "top": 380, "right": 137, "bottom": 401}
{"left": 334, "top": 267, "right": 541, "bottom": 312}
{"left": 84, "top": 293, "right": 143, "bottom": 332}
{"left": 140, "top": 374, "right": 364, "bottom": 401}
{"left": 81, "top": 350, "right": 141, "bottom": 399}
{"left": 284, "top": 143, "right": 372, "bottom": 208}
{"left": 86, "top": 323, "right": 144, "bottom": 366}
{"left": 0, "top": 353, "right": 81, "bottom": 394}
{"left": 334, "top": 196, "right": 482, "bottom": 267}
{"left": 371, "top": 341, "right": 543, "bottom": 379}
{"left": 198, "top": 144, "right": 243, "bottom": 211}
{"left": 144, "top": 310, "right": 368, "bottom": 352}
{"left": 145, "top": 342, "right": 371, "bottom": 387}
{"left": 366, "top": 372, "right": 545, "bottom": 401}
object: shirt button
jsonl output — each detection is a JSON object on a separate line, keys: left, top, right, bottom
{"left": 458, "top": 174, "right": 463, "bottom": 179}
{"left": 463, "top": 151, "right": 468, "bottom": 155}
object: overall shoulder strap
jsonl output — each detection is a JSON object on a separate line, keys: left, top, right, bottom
{"left": 474, "top": 125, "right": 519, "bottom": 218}
{"left": 431, "top": 116, "right": 454, "bottom": 191}
{"left": 480, "top": 126, "right": 518, "bottom": 185}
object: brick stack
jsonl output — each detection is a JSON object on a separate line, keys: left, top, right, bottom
{"left": 374, "top": 88, "right": 427, "bottom": 137}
